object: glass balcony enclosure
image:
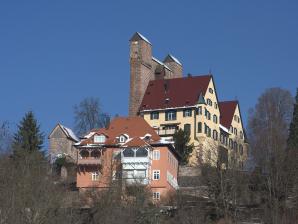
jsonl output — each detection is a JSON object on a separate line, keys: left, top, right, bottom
{"left": 121, "top": 147, "right": 150, "bottom": 164}
{"left": 78, "top": 149, "right": 102, "bottom": 165}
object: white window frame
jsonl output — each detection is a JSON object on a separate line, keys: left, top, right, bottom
{"left": 94, "top": 135, "right": 105, "bottom": 143}
{"left": 183, "top": 109, "right": 192, "bottom": 117}
{"left": 165, "top": 110, "right": 176, "bottom": 121}
{"left": 153, "top": 192, "right": 160, "bottom": 200}
{"left": 119, "top": 135, "right": 126, "bottom": 143}
{"left": 91, "top": 172, "right": 99, "bottom": 181}
{"left": 150, "top": 111, "right": 159, "bottom": 120}
{"left": 152, "top": 170, "right": 160, "bottom": 180}
{"left": 153, "top": 150, "right": 160, "bottom": 160}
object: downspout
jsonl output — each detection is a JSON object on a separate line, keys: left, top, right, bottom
{"left": 194, "top": 107, "right": 199, "bottom": 142}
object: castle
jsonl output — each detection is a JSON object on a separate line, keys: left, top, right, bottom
{"left": 128, "top": 32, "right": 248, "bottom": 167}
{"left": 48, "top": 32, "right": 248, "bottom": 200}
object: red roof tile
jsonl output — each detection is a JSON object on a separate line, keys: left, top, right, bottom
{"left": 121, "top": 137, "right": 149, "bottom": 147}
{"left": 78, "top": 117, "right": 160, "bottom": 146}
{"left": 219, "top": 101, "right": 238, "bottom": 129}
{"left": 140, "top": 75, "right": 212, "bottom": 111}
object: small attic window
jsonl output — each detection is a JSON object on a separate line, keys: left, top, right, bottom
{"left": 144, "top": 134, "right": 152, "bottom": 141}
{"left": 94, "top": 135, "right": 105, "bottom": 143}
{"left": 119, "top": 135, "right": 127, "bottom": 143}
{"left": 117, "top": 134, "right": 129, "bottom": 143}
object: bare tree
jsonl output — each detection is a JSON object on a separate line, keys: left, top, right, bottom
{"left": 248, "top": 87, "right": 295, "bottom": 224}
{"left": 0, "top": 149, "right": 83, "bottom": 224}
{"left": 74, "top": 97, "right": 110, "bottom": 136}
{"left": 0, "top": 121, "right": 11, "bottom": 154}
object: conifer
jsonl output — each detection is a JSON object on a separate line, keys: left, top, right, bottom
{"left": 13, "top": 111, "right": 44, "bottom": 155}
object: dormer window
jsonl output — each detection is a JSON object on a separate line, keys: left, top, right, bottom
{"left": 143, "top": 134, "right": 152, "bottom": 141}
{"left": 94, "top": 135, "right": 105, "bottom": 143}
{"left": 119, "top": 135, "right": 127, "bottom": 143}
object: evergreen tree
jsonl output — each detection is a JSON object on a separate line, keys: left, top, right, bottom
{"left": 13, "top": 111, "right": 44, "bottom": 155}
{"left": 173, "top": 128, "right": 194, "bottom": 165}
{"left": 288, "top": 88, "right": 298, "bottom": 150}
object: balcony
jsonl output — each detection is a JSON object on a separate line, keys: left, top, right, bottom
{"left": 156, "top": 129, "right": 176, "bottom": 136}
{"left": 121, "top": 156, "right": 150, "bottom": 164}
{"left": 124, "top": 178, "right": 149, "bottom": 185}
{"left": 77, "top": 157, "right": 102, "bottom": 165}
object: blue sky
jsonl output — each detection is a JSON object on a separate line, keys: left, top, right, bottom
{"left": 0, "top": 0, "right": 298, "bottom": 145}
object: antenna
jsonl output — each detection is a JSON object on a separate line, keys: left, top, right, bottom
{"left": 208, "top": 67, "right": 212, "bottom": 75}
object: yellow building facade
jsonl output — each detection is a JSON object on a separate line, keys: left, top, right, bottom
{"left": 140, "top": 75, "right": 248, "bottom": 168}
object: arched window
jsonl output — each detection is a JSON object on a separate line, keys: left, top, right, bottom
{"left": 234, "top": 142, "right": 238, "bottom": 153}
{"left": 197, "top": 122, "right": 202, "bottom": 133}
{"left": 213, "top": 115, "right": 218, "bottom": 124}
{"left": 240, "top": 131, "right": 243, "bottom": 139}
{"left": 80, "top": 150, "right": 89, "bottom": 158}
{"left": 197, "top": 106, "right": 202, "bottom": 115}
{"left": 229, "top": 139, "right": 233, "bottom": 149}
{"left": 213, "top": 130, "right": 218, "bottom": 140}
{"left": 184, "top": 124, "right": 191, "bottom": 135}
{"left": 136, "top": 148, "right": 148, "bottom": 157}
{"left": 91, "top": 150, "right": 100, "bottom": 158}
{"left": 207, "top": 99, "right": 213, "bottom": 106}
{"left": 123, "top": 148, "right": 134, "bottom": 157}
{"left": 234, "top": 128, "right": 238, "bottom": 136}
{"left": 239, "top": 145, "right": 243, "bottom": 155}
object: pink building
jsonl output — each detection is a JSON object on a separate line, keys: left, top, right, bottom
{"left": 75, "top": 117, "right": 179, "bottom": 201}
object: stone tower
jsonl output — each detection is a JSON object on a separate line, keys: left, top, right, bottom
{"left": 129, "top": 32, "right": 154, "bottom": 116}
{"left": 163, "top": 54, "right": 183, "bottom": 79}
{"left": 128, "top": 32, "right": 183, "bottom": 116}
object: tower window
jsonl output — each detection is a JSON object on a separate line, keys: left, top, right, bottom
{"left": 209, "top": 88, "right": 214, "bottom": 94}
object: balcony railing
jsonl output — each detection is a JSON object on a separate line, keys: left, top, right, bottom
{"left": 78, "top": 157, "right": 102, "bottom": 165}
{"left": 156, "top": 129, "right": 176, "bottom": 136}
{"left": 121, "top": 156, "right": 150, "bottom": 164}
{"left": 124, "top": 178, "right": 149, "bottom": 185}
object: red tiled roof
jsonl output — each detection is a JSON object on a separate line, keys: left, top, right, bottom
{"left": 78, "top": 117, "right": 160, "bottom": 146}
{"left": 121, "top": 137, "right": 149, "bottom": 147}
{"left": 140, "top": 75, "right": 212, "bottom": 111}
{"left": 219, "top": 101, "right": 238, "bottom": 129}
